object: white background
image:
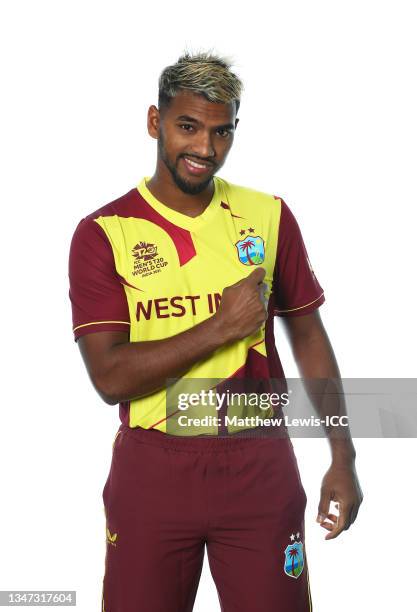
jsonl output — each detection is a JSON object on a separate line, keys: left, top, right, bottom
{"left": 1, "top": 1, "right": 416, "bottom": 610}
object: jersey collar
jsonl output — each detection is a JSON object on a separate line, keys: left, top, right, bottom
{"left": 137, "top": 176, "right": 222, "bottom": 231}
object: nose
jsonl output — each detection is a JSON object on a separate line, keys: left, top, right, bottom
{"left": 191, "top": 130, "right": 215, "bottom": 159}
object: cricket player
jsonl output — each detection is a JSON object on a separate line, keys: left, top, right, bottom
{"left": 68, "top": 51, "right": 363, "bottom": 611}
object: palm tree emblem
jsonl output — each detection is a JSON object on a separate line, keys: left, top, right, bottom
{"left": 235, "top": 235, "right": 265, "bottom": 266}
{"left": 241, "top": 239, "right": 255, "bottom": 265}
{"left": 288, "top": 547, "right": 299, "bottom": 576}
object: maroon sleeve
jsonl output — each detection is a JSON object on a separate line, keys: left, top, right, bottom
{"left": 68, "top": 217, "right": 131, "bottom": 341}
{"left": 273, "top": 199, "right": 325, "bottom": 317}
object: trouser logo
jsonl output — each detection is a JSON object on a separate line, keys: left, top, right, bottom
{"left": 284, "top": 533, "right": 304, "bottom": 578}
{"left": 106, "top": 527, "right": 118, "bottom": 547}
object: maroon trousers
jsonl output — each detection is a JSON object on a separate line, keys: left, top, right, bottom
{"left": 101, "top": 425, "right": 313, "bottom": 611}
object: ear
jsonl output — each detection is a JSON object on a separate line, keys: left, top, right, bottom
{"left": 147, "top": 105, "right": 160, "bottom": 139}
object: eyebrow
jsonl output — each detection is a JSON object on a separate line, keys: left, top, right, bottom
{"left": 176, "top": 115, "right": 235, "bottom": 130}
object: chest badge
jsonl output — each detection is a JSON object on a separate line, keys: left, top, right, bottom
{"left": 235, "top": 235, "right": 265, "bottom": 265}
{"left": 132, "top": 241, "right": 168, "bottom": 278}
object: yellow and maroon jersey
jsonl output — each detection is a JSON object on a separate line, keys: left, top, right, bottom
{"left": 68, "top": 176, "right": 325, "bottom": 434}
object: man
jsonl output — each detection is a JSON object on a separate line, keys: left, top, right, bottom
{"left": 69, "top": 52, "right": 363, "bottom": 612}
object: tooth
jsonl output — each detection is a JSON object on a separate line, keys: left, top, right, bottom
{"left": 187, "top": 158, "right": 206, "bottom": 168}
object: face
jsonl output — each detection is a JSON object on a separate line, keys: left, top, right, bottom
{"left": 147, "top": 90, "right": 239, "bottom": 195}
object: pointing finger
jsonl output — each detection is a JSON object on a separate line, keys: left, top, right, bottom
{"left": 247, "top": 267, "right": 266, "bottom": 285}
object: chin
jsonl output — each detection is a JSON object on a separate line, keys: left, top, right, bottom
{"left": 175, "top": 174, "right": 213, "bottom": 195}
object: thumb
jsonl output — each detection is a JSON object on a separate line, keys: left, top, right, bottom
{"left": 317, "top": 490, "right": 332, "bottom": 523}
{"left": 228, "top": 266, "right": 266, "bottom": 289}
{"left": 246, "top": 266, "right": 266, "bottom": 285}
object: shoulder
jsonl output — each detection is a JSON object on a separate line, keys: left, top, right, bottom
{"left": 70, "top": 187, "right": 141, "bottom": 242}
{"left": 215, "top": 175, "right": 286, "bottom": 216}
{"left": 83, "top": 187, "right": 140, "bottom": 222}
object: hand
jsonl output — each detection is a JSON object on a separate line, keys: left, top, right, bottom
{"left": 316, "top": 462, "right": 363, "bottom": 540}
{"left": 214, "top": 267, "right": 268, "bottom": 344}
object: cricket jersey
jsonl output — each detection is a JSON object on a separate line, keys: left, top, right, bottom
{"left": 68, "top": 176, "right": 325, "bottom": 435}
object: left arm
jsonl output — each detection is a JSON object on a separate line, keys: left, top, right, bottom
{"left": 281, "top": 310, "right": 364, "bottom": 540}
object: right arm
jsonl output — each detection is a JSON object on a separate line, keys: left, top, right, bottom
{"left": 77, "top": 267, "right": 267, "bottom": 405}
{"left": 69, "top": 216, "right": 267, "bottom": 405}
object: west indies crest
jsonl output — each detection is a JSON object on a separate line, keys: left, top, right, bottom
{"left": 235, "top": 233, "right": 265, "bottom": 265}
{"left": 283, "top": 533, "right": 304, "bottom": 578}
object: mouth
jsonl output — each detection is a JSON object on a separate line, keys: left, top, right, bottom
{"left": 181, "top": 156, "right": 214, "bottom": 176}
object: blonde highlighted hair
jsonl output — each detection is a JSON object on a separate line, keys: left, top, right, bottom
{"left": 158, "top": 51, "right": 243, "bottom": 114}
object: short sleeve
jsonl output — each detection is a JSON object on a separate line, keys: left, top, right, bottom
{"left": 68, "top": 217, "right": 131, "bottom": 341}
{"left": 273, "top": 198, "right": 325, "bottom": 317}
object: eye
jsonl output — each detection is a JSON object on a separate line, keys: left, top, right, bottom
{"left": 179, "top": 124, "right": 194, "bottom": 132}
{"left": 217, "top": 128, "right": 233, "bottom": 138}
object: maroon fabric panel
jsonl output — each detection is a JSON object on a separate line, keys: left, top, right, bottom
{"left": 119, "top": 401, "right": 130, "bottom": 425}
{"left": 74, "top": 322, "right": 130, "bottom": 341}
{"left": 273, "top": 198, "right": 325, "bottom": 317}
{"left": 265, "top": 294, "right": 286, "bottom": 378}
{"left": 68, "top": 217, "right": 130, "bottom": 342}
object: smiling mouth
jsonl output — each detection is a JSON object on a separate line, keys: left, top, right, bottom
{"left": 185, "top": 157, "right": 211, "bottom": 168}
{"left": 182, "top": 156, "right": 214, "bottom": 174}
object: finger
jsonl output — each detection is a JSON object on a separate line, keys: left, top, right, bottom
{"left": 317, "top": 490, "right": 332, "bottom": 523}
{"left": 260, "top": 282, "right": 269, "bottom": 298}
{"left": 320, "top": 522, "right": 334, "bottom": 531}
{"left": 346, "top": 501, "right": 360, "bottom": 531}
{"left": 345, "top": 505, "right": 356, "bottom": 531}
{"left": 324, "top": 504, "right": 352, "bottom": 540}
{"left": 319, "top": 513, "right": 338, "bottom": 532}
{"left": 257, "top": 282, "right": 269, "bottom": 308}
{"left": 246, "top": 267, "right": 266, "bottom": 285}
{"left": 228, "top": 267, "right": 265, "bottom": 289}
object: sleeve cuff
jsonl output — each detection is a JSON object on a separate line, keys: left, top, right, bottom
{"left": 73, "top": 321, "right": 130, "bottom": 342}
{"left": 274, "top": 292, "right": 325, "bottom": 317}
